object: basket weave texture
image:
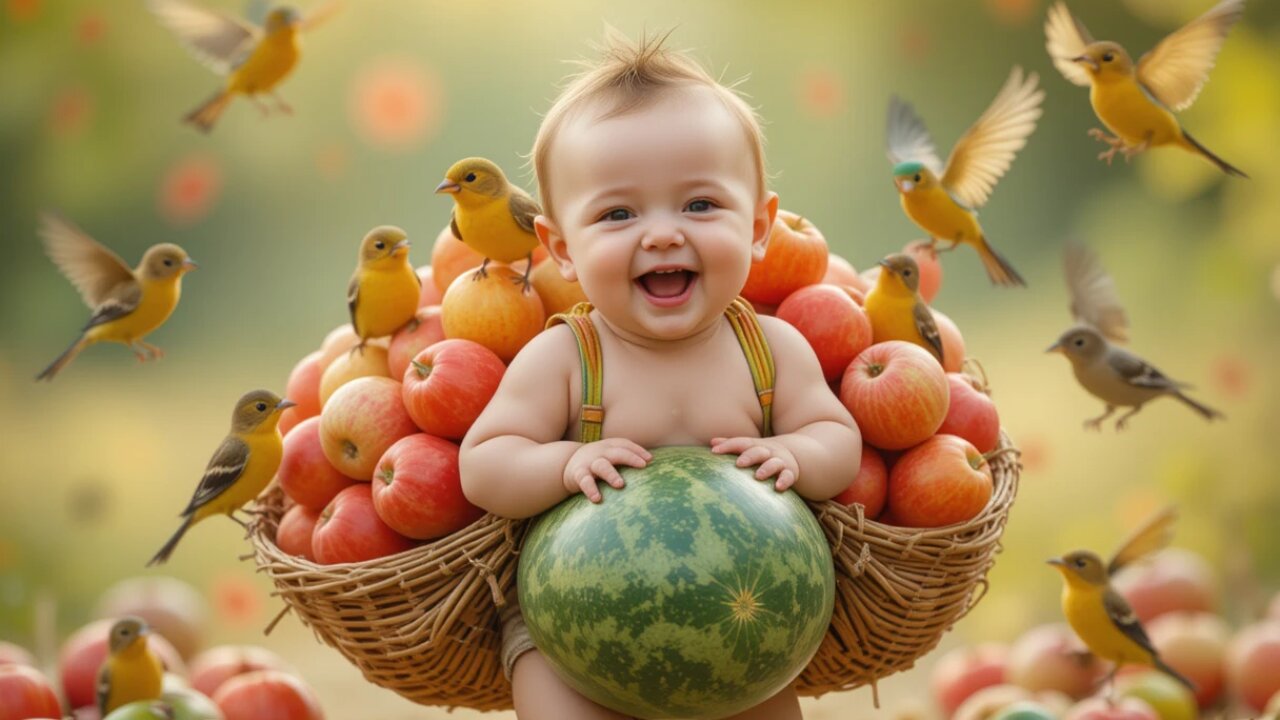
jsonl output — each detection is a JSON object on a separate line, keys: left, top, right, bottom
{"left": 250, "top": 432, "right": 1019, "bottom": 711}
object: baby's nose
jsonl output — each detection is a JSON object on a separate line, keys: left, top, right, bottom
{"left": 640, "top": 221, "right": 685, "bottom": 250}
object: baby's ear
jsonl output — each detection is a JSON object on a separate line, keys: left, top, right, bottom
{"left": 535, "top": 214, "right": 577, "bottom": 282}
{"left": 751, "top": 192, "right": 780, "bottom": 262}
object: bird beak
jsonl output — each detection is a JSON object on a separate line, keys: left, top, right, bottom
{"left": 435, "top": 179, "right": 461, "bottom": 194}
{"left": 896, "top": 178, "right": 915, "bottom": 193}
{"left": 182, "top": 259, "right": 199, "bottom": 271}
{"left": 877, "top": 259, "right": 891, "bottom": 269}
{"left": 276, "top": 399, "right": 297, "bottom": 411}
{"left": 1045, "top": 340, "right": 1064, "bottom": 354}
{"left": 1071, "top": 55, "right": 1099, "bottom": 71}
{"left": 1046, "top": 558, "right": 1065, "bottom": 567}
{"left": 391, "top": 239, "right": 411, "bottom": 255}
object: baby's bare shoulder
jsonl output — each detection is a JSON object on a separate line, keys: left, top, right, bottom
{"left": 505, "top": 322, "right": 579, "bottom": 378}
{"left": 756, "top": 314, "right": 810, "bottom": 357}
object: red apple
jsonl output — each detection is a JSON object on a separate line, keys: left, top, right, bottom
{"left": 0, "top": 642, "right": 35, "bottom": 668}
{"left": 840, "top": 341, "right": 949, "bottom": 450}
{"left": 938, "top": 373, "right": 1000, "bottom": 454}
{"left": 740, "top": 210, "right": 829, "bottom": 305}
{"left": 212, "top": 670, "right": 323, "bottom": 720}
{"left": 278, "top": 416, "right": 355, "bottom": 510}
{"left": 1226, "top": 621, "right": 1280, "bottom": 711}
{"left": 372, "top": 434, "right": 482, "bottom": 539}
{"left": 387, "top": 306, "right": 446, "bottom": 380}
{"left": 318, "top": 344, "right": 390, "bottom": 407}
{"left": 1146, "top": 611, "right": 1229, "bottom": 707}
{"left": 1113, "top": 549, "right": 1217, "bottom": 623}
{"left": 775, "top": 284, "right": 874, "bottom": 382}
{"left": 888, "top": 434, "right": 992, "bottom": 528}
{"left": 932, "top": 643, "right": 1009, "bottom": 718}
{"left": 189, "top": 645, "right": 292, "bottom": 700}
{"left": 1064, "top": 697, "right": 1158, "bottom": 720}
{"left": 60, "top": 619, "right": 186, "bottom": 710}
{"left": 401, "top": 339, "right": 505, "bottom": 440}
{"left": 280, "top": 350, "right": 325, "bottom": 437}
{"left": 276, "top": 504, "right": 320, "bottom": 560}
{"left": 312, "top": 484, "right": 416, "bottom": 564}
{"left": 931, "top": 308, "right": 966, "bottom": 373}
{"left": 0, "top": 665, "right": 62, "bottom": 720}
{"left": 904, "top": 240, "right": 943, "bottom": 303}
{"left": 1006, "top": 623, "right": 1105, "bottom": 700}
{"left": 832, "top": 446, "right": 888, "bottom": 519}
{"left": 821, "top": 253, "right": 869, "bottom": 293}
{"left": 319, "top": 377, "right": 418, "bottom": 481}
{"left": 953, "top": 684, "right": 1032, "bottom": 720}
{"left": 95, "top": 577, "right": 209, "bottom": 661}
{"left": 416, "top": 265, "right": 443, "bottom": 308}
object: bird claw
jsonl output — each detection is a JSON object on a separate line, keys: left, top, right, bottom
{"left": 1084, "top": 418, "right": 1103, "bottom": 431}
{"left": 1097, "top": 146, "right": 1119, "bottom": 165}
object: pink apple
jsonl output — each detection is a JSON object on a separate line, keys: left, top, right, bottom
{"left": 1064, "top": 696, "right": 1158, "bottom": 720}
{"left": 387, "top": 306, "right": 446, "bottom": 380}
{"left": 938, "top": 373, "right": 1000, "bottom": 454}
{"left": 1114, "top": 549, "right": 1218, "bottom": 623}
{"left": 903, "top": 239, "right": 943, "bottom": 303}
{"left": 1226, "top": 621, "right": 1280, "bottom": 711}
{"left": 416, "top": 265, "right": 443, "bottom": 308}
{"left": 212, "top": 670, "right": 323, "bottom": 720}
{"left": 94, "top": 576, "right": 208, "bottom": 661}
{"left": 0, "top": 642, "right": 34, "bottom": 668}
{"left": 189, "top": 645, "right": 292, "bottom": 699}
{"left": 775, "top": 284, "right": 874, "bottom": 382}
{"left": 312, "top": 484, "right": 416, "bottom": 564}
{"left": 1147, "top": 611, "right": 1229, "bottom": 707}
{"left": 401, "top": 339, "right": 505, "bottom": 441}
{"left": 1007, "top": 624, "right": 1105, "bottom": 700}
{"left": 278, "top": 416, "right": 355, "bottom": 510}
{"left": 839, "top": 341, "right": 949, "bottom": 450}
{"left": 319, "top": 376, "right": 418, "bottom": 480}
{"left": 821, "top": 253, "right": 869, "bottom": 293}
{"left": 275, "top": 504, "right": 320, "bottom": 560}
{"left": 371, "top": 434, "right": 482, "bottom": 539}
{"left": 953, "top": 684, "right": 1032, "bottom": 720}
{"left": 888, "top": 434, "right": 992, "bottom": 528}
{"left": 280, "top": 350, "right": 325, "bottom": 437}
{"left": 932, "top": 643, "right": 1009, "bottom": 718}
{"left": 931, "top": 307, "right": 966, "bottom": 373}
{"left": 832, "top": 446, "right": 888, "bottom": 519}
{"left": 0, "top": 665, "right": 62, "bottom": 720}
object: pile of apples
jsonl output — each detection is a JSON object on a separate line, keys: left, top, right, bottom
{"left": 928, "top": 548, "right": 1280, "bottom": 720}
{"left": 0, "top": 576, "right": 325, "bottom": 720}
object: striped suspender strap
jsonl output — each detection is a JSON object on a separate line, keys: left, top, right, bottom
{"left": 724, "top": 297, "right": 776, "bottom": 437}
{"left": 545, "top": 302, "right": 605, "bottom": 443}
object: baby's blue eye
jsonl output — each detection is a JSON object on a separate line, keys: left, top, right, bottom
{"left": 686, "top": 199, "right": 713, "bottom": 213}
{"left": 604, "top": 209, "right": 632, "bottom": 222}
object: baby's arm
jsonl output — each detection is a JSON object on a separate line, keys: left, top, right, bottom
{"left": 460, "top": 325, "right": 650, "bottom": 518}
{"left": 711, "top": 315, "right": 860, "bottom": 502}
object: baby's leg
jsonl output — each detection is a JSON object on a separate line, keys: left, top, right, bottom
{"left": 722, "top": 687, "right": 802, "bottom": 720}
{"left": 511, "top": 650, "right": 634, "bottom": 720}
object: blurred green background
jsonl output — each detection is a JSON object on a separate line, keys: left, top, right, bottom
{"left": 2, "top": 0, "right": 1278, "bottom": 717}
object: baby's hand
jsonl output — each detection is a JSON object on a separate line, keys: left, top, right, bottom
{"left": 710, "top": 437, "right": 798, "bottom": 492}
{"left": 563, "top": 439, "right": 652, "bottom": 503}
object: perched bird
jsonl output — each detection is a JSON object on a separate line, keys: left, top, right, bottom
{"left": 1048, "top": 242, "right": 1222, "bottom": 430}
{"left": 348, "top": 226, "right": 419, "bottom": 351}
{"left": 1045, "top": 0, "right": 1247, "bottom": 177}
{"left": 886, "top": 67, "right": 1043, "bottom": 287}
{"left": 435, "top": 157, "right": 541, "bottom": 291}
{"left": 37, "top": 212, "right": 197, "bottom": 381}
{"left": 148, "top": 0, "right": 341, "bottom": 133}
{"left": 1048, "top": 507, "right": 1195, "bottom": 698}
{"left": 148, "top": 390, "right": 295, "bottom": 566}
{"left": 865, "top": 254, "right": 944, "bottom": 365}
{"left": 96, "top": 617, "right": 164, "bottom": 715}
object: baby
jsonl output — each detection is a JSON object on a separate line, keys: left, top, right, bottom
{"left": 459, "top": 32, "right": 862, "bottom": 720}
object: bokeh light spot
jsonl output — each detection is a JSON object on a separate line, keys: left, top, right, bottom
{"left": 77, "top": 12, "right": 106, "bottom": 45}
{"left": 984, "top": 0, "right": 1035, "bottom": 27}
{"left": 6, "top": 0, "right": 40, "bottom": 22}
{"left": 349, "top": 56, "right": 442, "bottom": 152}
{"left": 158, "top": 153, "right": 223, "bottom": 226}
{"left": 1018, "top": 433, "right": 1049, "bottom": 474}
{"left": 799, "top": 66, "right": 844, "bottom": 119}
{"left": 48, "top": 86, "right": 94, "bottom": 137}
{"left": 1210, "top": 352, "right": 1250, "bottom": 399}
{"left": 213, "top": 572, "right": 263, "bottom": 628}
{"left": 899, "top": 23, "right": 931, "bottom": 62}
{"left": 315, "top": 141, "right": 349, "bottom": 182}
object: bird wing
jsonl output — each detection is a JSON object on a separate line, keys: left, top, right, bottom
{"left": 1137, "top": 0, "right": 1245, "bottom": 112}
{"left": 508, "top": 188, "right": 542, "bottom": 235}
{"left": 1044, "top": 1, "right": 1096, "bottom": 87}
{"left": 941, "top": 67, "right": 1044, "bottom": 209}
{"left": 886, "top": 96, "right": 944, "bottom": 173}
{"left": 39, "top": 212, "right": 136, "bottom": 310}
{"left": 450, "top": 210, "right": 463, "bottom": 242}
{"left": 182, "top": 435, "right": 249, "bottom": 515}
{"left": 346, "top": 272, "right": 361, "bottom": 336}
{"left": 914, "top": 301, "right": 945, "bottom": 365}
{"left": 1064, "top": 241, "right": 1129, "bottom": 343}
{"left": 1109, "top": 506, "right": 1178, "bottom": 575}
{"left": 83, "top": 283, "right": 143, "bottom": 331}
{"left": 302, "top": 0, "right": 344, "bottom": 31}
{"left": 147, "top": 0, "right": 259, "bottom": 76}
{"left": 1106, "top": 348, "right": 1187, "bottom": 392}
{"left": 1103, "top": 587, "right": 1159, "bottom": 657}
{"left": 95, "top": 661, "right": 111, "bottom": 714}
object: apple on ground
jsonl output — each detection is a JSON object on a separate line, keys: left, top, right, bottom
{"left": 931, "top": 643, "right": 1009, "bottom": 718}
{"left": 1225, "top": 620, "right": 1280, "bottom": 711}
{"left": 372, "top": 434, "right": 482, "bottom": 539}
{"left": 1146, "top": 611, "right": 1229, "bottom": 707}
{"left": 990, "top": 701, "right": 1058, "bottom": 720}
{"left": 952, "top": 684, "right": 1032, "bottom": 720}
{"left": 0, "top": 664, "right": 62, "bottom": 720}
{"left": 401, "top": 339, "right": 505, "bottom": 440}
{"left": 318, "top": 344, "right": 390, "bottom": 407}
{"left": 1113, "top": 549, "right": 1218, "bottom": 623}
{"left": 938, "top": 373, "right": 1000, "bottom": 454}
{"left": 280, "top": 350, "right": 325, "bottom": 436}
{"left": 1116, "top": 670, "right": 1197, "bottom": 720}
{"left": 189, "top": 645, "right": 292, "bottom": 700}
{"left": 1006, "top": 623, "right": 1104, "bottom": 700}
{"left": 95, "top": 576, "right": 208, "bottom": 661}
{"left": 888, "top": 434, "right": 992, "bottom": 528}
{"left": 740, "top": 209, "right": 829, "bottom": 305}
{"left": 1064, "top": 696, "right": 1158, "bottom": 720}
{"left": 441, "top": 265, "right": 546, "bottom": 364}
{"left": 775, "top": 284, "right": 873, "bottom": 383}
{"left": 312, "top": 484, "right": 416, "bottom": 564}
{"left": 275, "top": 504, "right": 321, "bottom": 560}
{"left": 59, "top": 619, "right": 186, "bottom": 710}
{"left": 832, "top": 446, "right": 887, "bottom": 520}
{"left": 212, "top": 670, "right": 323, "bottom": 720}
{"left": 387, "top": 306, "right": 446, "bottom": 380}
{"left": 839, "top": 341, "right": 949, "bottom": 450}
{"left": 319, "top": 376, "right": 418, "bottom": 481}
{"left": 278, "top": 416, "right": 355, "bottom": 510}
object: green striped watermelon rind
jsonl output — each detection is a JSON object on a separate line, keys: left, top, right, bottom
{"left": 518, "top": 446, "right": 836, "bottom": 720}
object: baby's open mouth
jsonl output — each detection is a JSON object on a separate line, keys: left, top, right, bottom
{"left": 637, "top": 269, "right": 697, "bottom": 299}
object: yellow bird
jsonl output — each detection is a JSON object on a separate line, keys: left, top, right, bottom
{"left": 865, "top": 254, "right": 944, "bottom": 365}
{"left": 148, "top": 390, "right": 295, "bottom": 566}
{"left": 1048, "top": 507, "right": 1196, "bottom": 698}
{"left": 348, "top": 226, "right": 420, "bottom": 351}
{"left": 38, "top": 212, "right": 197, "bottom": 381}
{"left": 97, "top": 617, "right": 164, "bottom": 715}
{"left": 1045, "top": 0, "right": 1247, "bottom": 177}
{"left": 887, "top": 67, "right": 1042, "bottom": 287}
{"left": 148, "top": 0, "right": 341, "bottom": 133}
{"left": 435, "top": 157, "right": 541, "bottom": 291}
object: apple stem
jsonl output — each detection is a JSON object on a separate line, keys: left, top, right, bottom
{"left": 412, "top": 359, "right": 433, "bottom": 379}
{"left": 379, "top": 466, "right": 394, "bottom": 484}
{"left": 864, "top": 362, "right": 885, "bottom": 378}
{"left": 342, "top": 440, "right": 358, "bottom": 460}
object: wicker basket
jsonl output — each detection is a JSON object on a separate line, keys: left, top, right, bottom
{"left": 250, "top": 433, "right": 1018, "bottom": 711}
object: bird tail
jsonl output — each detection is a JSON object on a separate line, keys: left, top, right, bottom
{"left": 184, "top": 90, "right": 233, "bottom": 133}
{"left": 1154, "top": 656, "right": 1197, "bottom": 692}
{"left": 1181, "top": 130, "right": 1248, "bottom": 178}
{"left": 36, "top": 335, "right": 88, "bottom": 381}
{"left": 1174, "top": 392, "right": 1225, "bottom": 422}
{"left": 975, "top": 236, "right": 1027, "bottom": 287}
{"left": 147, "top": 516, "right": 193, "bottom": 567}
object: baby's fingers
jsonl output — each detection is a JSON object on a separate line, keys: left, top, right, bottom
{"left": 603, "top": 445, "right": 648, "bottom": 471}
{"left": 773, "top": 469, "right": 797, "bottom": 492}
{"left": 734, "top": 445, "right": 773, "bottom": 468}
{"left": 755, "top": 457, "right": 787, "bottom": 481}
{"left": 575, "top": 473, "right": 604, "bottom": 503}
{"left": 710, "top": 436, "right": 752, "bottom": 455}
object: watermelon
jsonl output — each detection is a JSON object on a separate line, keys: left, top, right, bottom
{"left": 518, "top": 446, "right": 835, "bottom": 719}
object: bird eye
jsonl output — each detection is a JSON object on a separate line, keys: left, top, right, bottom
{"left": 1074, "top": 338, "right": 1085, "bottom": 347}
{"left": 913, "top": 174, "right": 921, "bottom": 183}
{"left": 375, "top": 240, "right": 385, "bottom": 250}
{"left": 1102, "top": 52, "right": 1114, "bottom": 63}
{"left": 164, "top": 259, "right": 174, "bottom": 267}
{"left": 1075, "top": 558, "right": 1087, "bottom": 568}
{"left": 256, "top": 402, "right": 267, "bottom": 412}
{"left": 465, "top": 172, "right": 477, "bottom": 182}
{"left": 903, "top": 269, "right": 913, "bottom": 276}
